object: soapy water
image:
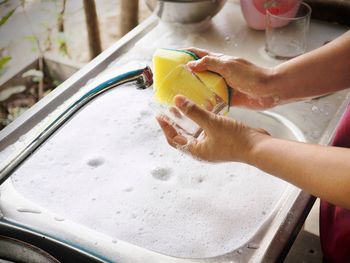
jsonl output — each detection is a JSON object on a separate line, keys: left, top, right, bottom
{"left": 151, "top": 167, "right": 172, "bottom": 181}
{"left": 10, "top": 85, "right": 289, "bottom": 258}
{"left": 86, "top": 157, "right": 105, "bottom": 168}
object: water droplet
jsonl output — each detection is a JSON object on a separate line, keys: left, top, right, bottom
{"left": 248, "top": 243, "right": 259, "bottom": 249}
{"left": 124, "top": 187, "right": 133, "bottom": 192}
{"left": 87, "top": 157, "right": 105, "bottom": 167}
{"left": 311, "top": 105, "right": 319, "bottom": 112}
{"left": 140, "top": 110, "right": 152, "bottom": 117}
{"left": 197, "top": 177, "right": 204, "bottom": 183}
{"left": 17, "top": 208, "right": 41, "bottom": 214}
{"left": 151, "top": 167, "right": 172, "bottom": 181}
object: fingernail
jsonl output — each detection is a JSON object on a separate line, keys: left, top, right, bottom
{"left": 174, "top": 95, "right": 187, "bottom": 108}
{"left": 174, "top": 135, "right": 187, "bottom": 145}
{"left": 187, "top": 61, "right": 197, "bottom": 68}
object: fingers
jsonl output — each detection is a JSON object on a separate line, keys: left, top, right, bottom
{"left": 184, "top": 47, "right": 224, "bottom": 58}
{"left": 156, "top": 116, "right": 188, "bottom": 147}
{"left": 187, "top": 55, "right": 225, "bottom": 74}
{"left": 184, "top": 47, "right": 210, "bottom": 58}
{"left": 174, "top": 95, "right": 213, "bottom": 131}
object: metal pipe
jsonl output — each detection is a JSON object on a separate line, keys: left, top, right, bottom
{"left": 0, "top": 66, "right": 153, "bottom": 185}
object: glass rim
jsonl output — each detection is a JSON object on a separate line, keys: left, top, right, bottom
{"left": 266, "top": 1, "right": 312, "bottom": 21}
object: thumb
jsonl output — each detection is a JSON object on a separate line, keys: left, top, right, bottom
{"left": 174, "top": 95, "right": 212, "bottom": 131}
{"left": 186, "top": 55, "right": 224, "bottom": 74}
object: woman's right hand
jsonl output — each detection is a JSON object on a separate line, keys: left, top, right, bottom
{"left": 157, "top": 95, "right": 270, "bottom": 163}
{"left": 185, "top": 47, "right": 280, "bottom": 110}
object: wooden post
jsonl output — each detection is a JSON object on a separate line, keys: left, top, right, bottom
{"left": 120, "top": 0, "right": 139, "bottom": 36}
{"left": 83, "top": 0, "right": 102, "bottom": 59}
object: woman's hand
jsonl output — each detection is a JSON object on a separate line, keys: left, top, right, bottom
{"left": 186, "top": 47, "right": 279, "bottom": 110}
{"left": 156, "top": 95, "right": 270, "bottom": 163}
{"left": 187, "top": 32, "right": 350, "bottom": 106}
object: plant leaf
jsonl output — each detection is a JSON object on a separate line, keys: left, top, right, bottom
{"left": 0, "top": 56, "right": 11, "bottom": 71}
{"left": 0, "top": 8, "right": 16, "bottom": 27}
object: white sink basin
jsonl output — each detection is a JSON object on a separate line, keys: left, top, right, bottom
{"left": 0, "top": 84, "right": 303, "bottom": 261}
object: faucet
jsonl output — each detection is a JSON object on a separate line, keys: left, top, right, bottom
{"left": 0, "top": 66, "right": 153, "bottom": 185}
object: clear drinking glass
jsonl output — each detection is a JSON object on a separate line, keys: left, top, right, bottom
{"left": 150, "top": 66, "right": 228, "bottom": 138}
{"left": 265, "top": 2, "right": 312, "bottom": 60}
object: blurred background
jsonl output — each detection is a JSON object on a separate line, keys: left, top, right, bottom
{"left": 0, "top": 0, "right": 152, "bottom": 130}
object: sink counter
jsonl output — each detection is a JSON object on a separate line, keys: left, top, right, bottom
{"left": 0, "top": 2, "right": 349, "bottom": 262}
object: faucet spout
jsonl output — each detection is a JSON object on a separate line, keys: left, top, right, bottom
{"left": 0, "top": 66, "right": 153, "bottom": 185}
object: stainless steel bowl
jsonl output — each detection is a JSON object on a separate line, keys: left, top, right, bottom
{"left": 145, "top": 0, "right": 227, "bottom": 24}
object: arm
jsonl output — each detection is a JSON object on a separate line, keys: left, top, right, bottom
{"left": 273, "top": 30, "right": 350, "bottom": 100}
{"left": 186, "top": 31, "right": 350, "bottom": 109}
{"left": 157, "top": 96, "right": 350, "bottom": 210}
{"left": 252, "top": 136, "right": 350, "bottom": 210}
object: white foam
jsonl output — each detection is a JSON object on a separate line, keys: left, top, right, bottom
{"left": 10, "top": 85, "right": 289, "bottom": 258}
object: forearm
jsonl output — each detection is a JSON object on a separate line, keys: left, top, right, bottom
{"left": 250, "top": 135, "right": 350, "bottom": 209}
{"left": 271, "top": 31, "right": 350, "bottom": 100}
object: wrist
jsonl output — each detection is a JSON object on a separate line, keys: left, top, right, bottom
{"left": 261, "top": 67, "right": 281, "bottom": 97}
{"left": 245, "top": 131, "right": 273, "bottom": 166}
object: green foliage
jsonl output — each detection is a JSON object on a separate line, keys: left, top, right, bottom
{"left": 0, "top": 56, "right": 11, "bottom": 71}
{"left": 24, "top": 35, "right": 39, "bottom": 52}
{"left": 56, "top": 32, "right": 68, "bottom": 56}
{"left": 0, "top": 8, "right": 16, "bottom": 27}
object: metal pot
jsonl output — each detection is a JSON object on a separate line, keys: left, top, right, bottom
{"left": 144, "top": 0, "right": 227, "bottom": 24}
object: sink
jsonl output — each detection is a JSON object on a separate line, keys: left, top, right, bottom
{"left": 0, "top": 2, "right": 348, "bottom": 262}
{"left": 0, "top": 85, "right": 304, "bottom": 262}
{"left": 0, "top": 73, "right": 310, "bottom": 261}
{"left": 228, "top": 108, "right": 305, "bottom": 141}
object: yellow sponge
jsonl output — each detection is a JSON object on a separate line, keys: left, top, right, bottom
{"left": 152, "top": 48, "right": 228, "bottom": 107}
